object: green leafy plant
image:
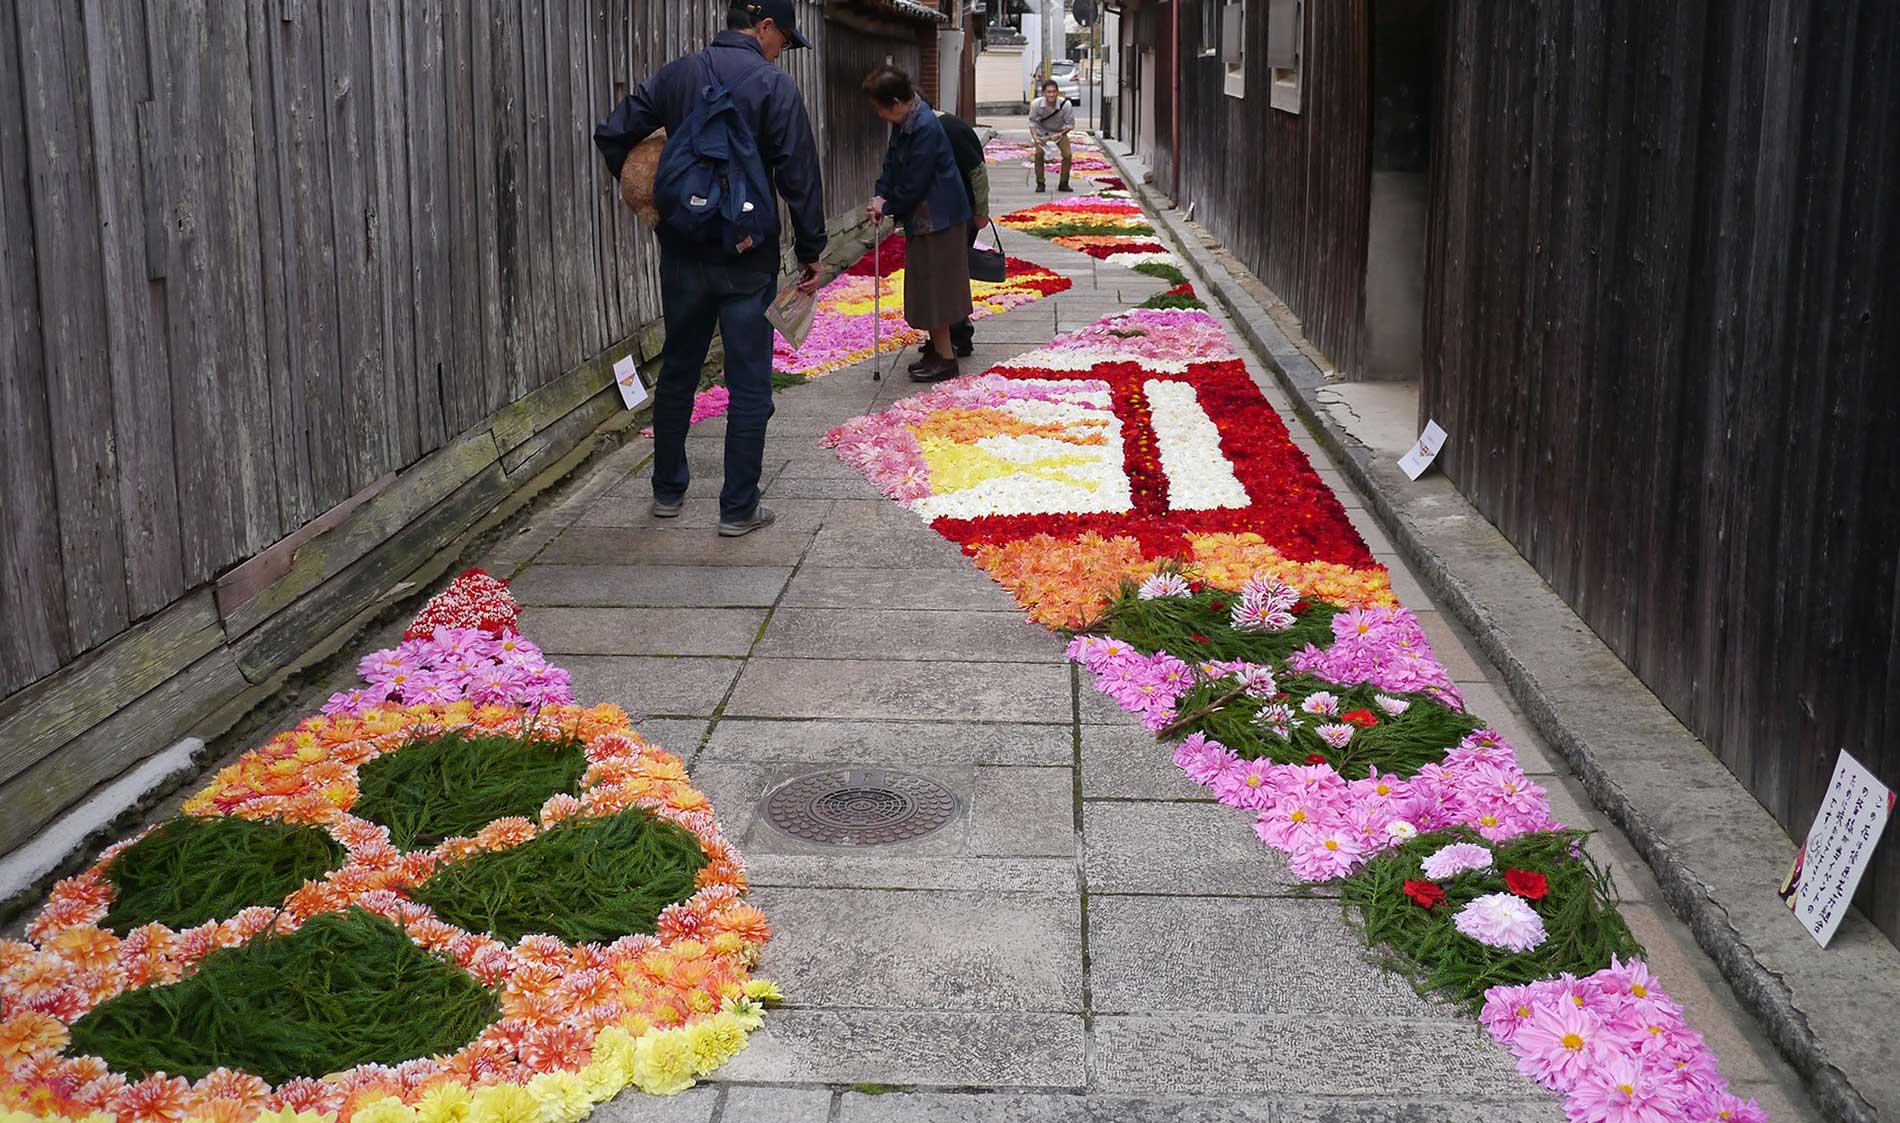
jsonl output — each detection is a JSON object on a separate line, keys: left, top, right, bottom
{"left": 1087, "top": 577, "right": 1340, "bottom": 663}
{"left": 1182, "top": 675, "right": 1480, "bottom": 776}
{"left": 1133, "top": 262, "right": 1189, "bottom": 286}
{"left": 99, "top": 816, "right": 346, "bottom": 935}
{"left": 1343, "top": 827, "right": 1642, "bottom": 1011}
{"left": 352, "top": 730, "right": 589, "bottom": 850}
{"left": 1140, "top": 290, "right": 1206, "bottom": 311}
{"left": 410, "top": 807, "right": 708, "bottom": 944}
{"left": 67, "top": 910, "right": 498, "bottom": 1083}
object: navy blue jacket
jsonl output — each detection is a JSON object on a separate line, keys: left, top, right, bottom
{"left": 594, "top": 32, "right": 827, "bottom": 269}
{"left": 874, "top": 98, "right": 971, "bottom": 237}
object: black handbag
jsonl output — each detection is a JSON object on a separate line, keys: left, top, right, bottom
{"left": 968, "top": 220, "right": 1008, "bottom": 283}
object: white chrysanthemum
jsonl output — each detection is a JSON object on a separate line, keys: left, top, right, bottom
{"left": 1453, "top": 892, "right": 1547, "bottom": 953}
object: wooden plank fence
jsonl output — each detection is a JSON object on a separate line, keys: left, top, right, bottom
{"left": 1420, "top": 0, "right": 1900, "bottom": 940}
{"left": 0, "top": 0, "right": 926, "bottom": 859}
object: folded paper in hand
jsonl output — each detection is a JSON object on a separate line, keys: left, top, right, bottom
{"left": 766, "top": 281, "right": 818, "bottom": 350}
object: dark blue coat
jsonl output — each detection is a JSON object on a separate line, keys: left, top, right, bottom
{"left": 594, "top": 32, "right": 827, "bottom": 269}
{"left": 874, "top": 98, "right": 972, "bottom": 237}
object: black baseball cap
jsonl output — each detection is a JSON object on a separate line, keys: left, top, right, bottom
{"left": 749, "top": 0, "right": 811, "bottom": 49}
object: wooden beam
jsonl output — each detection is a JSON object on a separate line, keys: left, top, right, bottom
{"left": 0, "top": 648, "right": 247, "bottom": 853}
{"left": 0, "top": 590, "right": 224, "bottom": 788}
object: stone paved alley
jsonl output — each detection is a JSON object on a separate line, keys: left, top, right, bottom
{"left": 384, "top": 142, "right": 1825, "bottom": 1123}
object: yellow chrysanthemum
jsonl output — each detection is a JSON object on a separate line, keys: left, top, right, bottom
{"left": 416, "top": 1082, "right": 475, "bottom": 1123}
{"left": 525, "top": 1072, "right": 591, "bottom": 1123}
{"left": 630, "top": 1029, "right": 697, "bottom": 1096}
{"left": 469, "top": 1083, "right": 538, "bottom": 1123}
{"left": 352, "top": 1097, "right": 418, "bottom": 1123}
{"left": 576, "top": 1058, "right": 628, "bottom": 1103}
{"left": 720, "top": 993, "right": 766, "bottom": 1032}
{"left": 684, "top": 1014, "right": 748, "bottom": 1075}
{"left": 740, "top": 979, "right": 783, "bottom": 1002}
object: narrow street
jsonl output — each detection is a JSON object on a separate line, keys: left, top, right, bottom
{"left": 461, "top": 138, "right": 1818, "bottom": 1122}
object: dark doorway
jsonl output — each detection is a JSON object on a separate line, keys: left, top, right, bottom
{"left": 1363, "top": 0, "right": 1435, "bottom": 379}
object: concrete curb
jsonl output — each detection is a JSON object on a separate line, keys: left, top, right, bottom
{"left": 1098, "top": 140, "right": 1893, "bottom": 1123}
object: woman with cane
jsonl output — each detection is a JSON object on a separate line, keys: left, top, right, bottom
{"left": 862, "top": 65, "right": 972, "bottom": 383}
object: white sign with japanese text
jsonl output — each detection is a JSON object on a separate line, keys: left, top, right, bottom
{"left": 1781, "top": 750, "right": 1893, "bottom": 948}
{"left": 613, "top": 355, "right": 648, "bottom": 410}
{"left": 1397, "top": 420, "right": 1447, "bottom": 481}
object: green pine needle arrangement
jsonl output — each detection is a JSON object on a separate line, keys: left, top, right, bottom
{"left": 1343, "top": 827, "right": 1642, "bottom": 1012}
{"left": 66, "top": 909, "right": 499, "bottom": 1084}
{"left": 409, "top": 807, "right": 708, "bottom": 945}
{"left": 1182, "top": 675, "right": 1480, "bottom": 776}
{"left": 1133, "top": 262, "right": 1190, "bottom": 286}
{"left": 1140, "top": 290, "right": 1207, "bottom": 311}
{"left": 353, "top": 730, "right": 589, "bottom": 850}
{"left": 99, "top": 817, "right": 347, "bottom": 935}
{"left": 1016, "top": 220, "right": 1158, "bottom": 240}
{"left": 1088, "top": 579, "right": 1341, "bottom": 663}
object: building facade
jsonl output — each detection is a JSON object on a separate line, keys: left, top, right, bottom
{"left": 1108, "top": 0, "right": 1900, "bottom": 942}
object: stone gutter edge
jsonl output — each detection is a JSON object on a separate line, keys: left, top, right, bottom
{"left": 1096, "top": 139, "right": 1883, "bottom": 1123}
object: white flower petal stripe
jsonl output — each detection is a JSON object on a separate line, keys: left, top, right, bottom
{"left": 1143, "top": 379, "right": 1250, "bottom": 510}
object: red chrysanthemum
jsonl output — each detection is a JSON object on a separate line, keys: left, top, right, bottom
{"left": 1504, "top": 868, "right": 1549, "bottom": 901}
{"left": 1402, "top": 880, "right": 1445, "bottom": 909}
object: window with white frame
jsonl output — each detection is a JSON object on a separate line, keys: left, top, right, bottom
{"left": 1221, "top": 0, "right": 1245, "bottom": 97}
{"left": 1267, "top": 0, "right": 1302, "bottom": 112}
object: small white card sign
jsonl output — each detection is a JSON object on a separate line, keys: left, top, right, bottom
{"left": 613, "top": 355, "right": 649, "bottom": 410}
{"left": 1397, "top": 420, "right": 1447, "bottom": 480}
{"left": 1781, "top": 749, "right": 1894, "bottom": 947}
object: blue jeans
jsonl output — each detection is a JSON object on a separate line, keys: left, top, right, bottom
{"left": 652, "top": 252, "right": 777, "bottom": 522}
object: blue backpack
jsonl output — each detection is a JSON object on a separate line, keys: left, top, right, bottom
{"left": 654, "top": 54, "right": 777, "bottom": 257}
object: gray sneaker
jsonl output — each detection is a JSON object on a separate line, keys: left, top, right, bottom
{"left": 717, "top": 505, "right": 777, "bottom": 537}
{"left": 652, "top": 497, "right": 684, "bottom": 518}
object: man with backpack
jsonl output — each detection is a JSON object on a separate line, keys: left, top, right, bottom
{"left": 927, "top": 109, "right": 988, "bottom": 359}
{"left": 593, "top": 0, "right": 825, "bottom": 537}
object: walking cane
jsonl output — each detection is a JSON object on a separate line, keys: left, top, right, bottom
{"left": 871, "top": 214, "right": 884, "bottom": 382}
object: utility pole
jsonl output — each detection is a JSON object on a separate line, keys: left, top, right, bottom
{"left": 1044, "top": 0, "right": 1061, "bottom": 81}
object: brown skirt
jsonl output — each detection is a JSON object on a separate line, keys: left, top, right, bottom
{"left": 902, "top": 223, "right": 974, "bottom": 329}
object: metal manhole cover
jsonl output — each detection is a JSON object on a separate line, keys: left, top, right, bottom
{"left": 762, "top": 768, "right": 959, "bottom": 846}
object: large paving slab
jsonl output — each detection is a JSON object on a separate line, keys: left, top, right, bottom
{"left": 559, "top": 655, "right": 740, "bottom": 717}
{"left": 715, "top": 1009, "right": 1087, "bottom": 1088}
{"left": 724, "top": 658, "right": 1074, "bottom": 722}
{"left": 754, "top": 607, "right": 1064, "bottom": 663}
{"left": 779, "top": 566, "right": 1019, "bottom": 611}
{"left": 578, "top": 495, "right": 834, "bottom": 531}
{"left": 749, "top": 887, "right": 1083, "bottom": 1012}
{"left": 540, "top": 524, "right": 815, "bottom": 567}
{"left": 745, "top": 854, "right": 1078, "bottom": 893}
{"left": 1087, "top": 895, "right": 1425, "bottom": 1017}
{"left": 507, "top": 563, "right": 792, "bottom": 607}
{"left": 1084, "top": 801, "right": 1309, "bottom": 896}
{"left": 835, "top": 1092, "right": 1276, "bottom": 1122}
{"left": 1089, "top": 1014, "right": 1530, "bottom": 1097}
{"left": 517, "top": 606, "right": 765, "bottom": 657}
{"left": 698, "top": 718, "right": 1073, "bottom": 766}
{"left": 969, "top": 766, "right": 1076, "bottom": 857}
{"left": 1080, "top": 723, "right": 1211, "bottom": 801}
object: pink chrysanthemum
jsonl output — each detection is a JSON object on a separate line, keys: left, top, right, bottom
{"left": 1420, "top": 841, "right": 1493, "bottom": 879}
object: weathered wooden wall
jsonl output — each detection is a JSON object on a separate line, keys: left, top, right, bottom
{"left": 0, "top": 0, "right": 912, "bottom": 857}
{"left": 1173, "top": 0, "right": 1369, "bottom": 374}
{"left": 1420, "top": 0, "right": 1900, "bottom": 939}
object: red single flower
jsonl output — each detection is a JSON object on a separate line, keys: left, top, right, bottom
{"left": 1208, "top": 599, "right": 1225, "bottom": 612}
{"left": 1304, "top": 753, "right": 1329, "bottom": 765}
{"left": 1341, "top": 709, "right": 1380, "bottom": 728}
{"left": 1504, "top": 869, "right": 1549, "bottom": 901}
{"left": 1189, "top": 634, "right": 1209, "bottom": 644}
{"left": 1291, "top": 599, "right": 1311, "bottom": 615}
{"left": 1403, "top": 880, "right": 1445, "bottom": 909}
